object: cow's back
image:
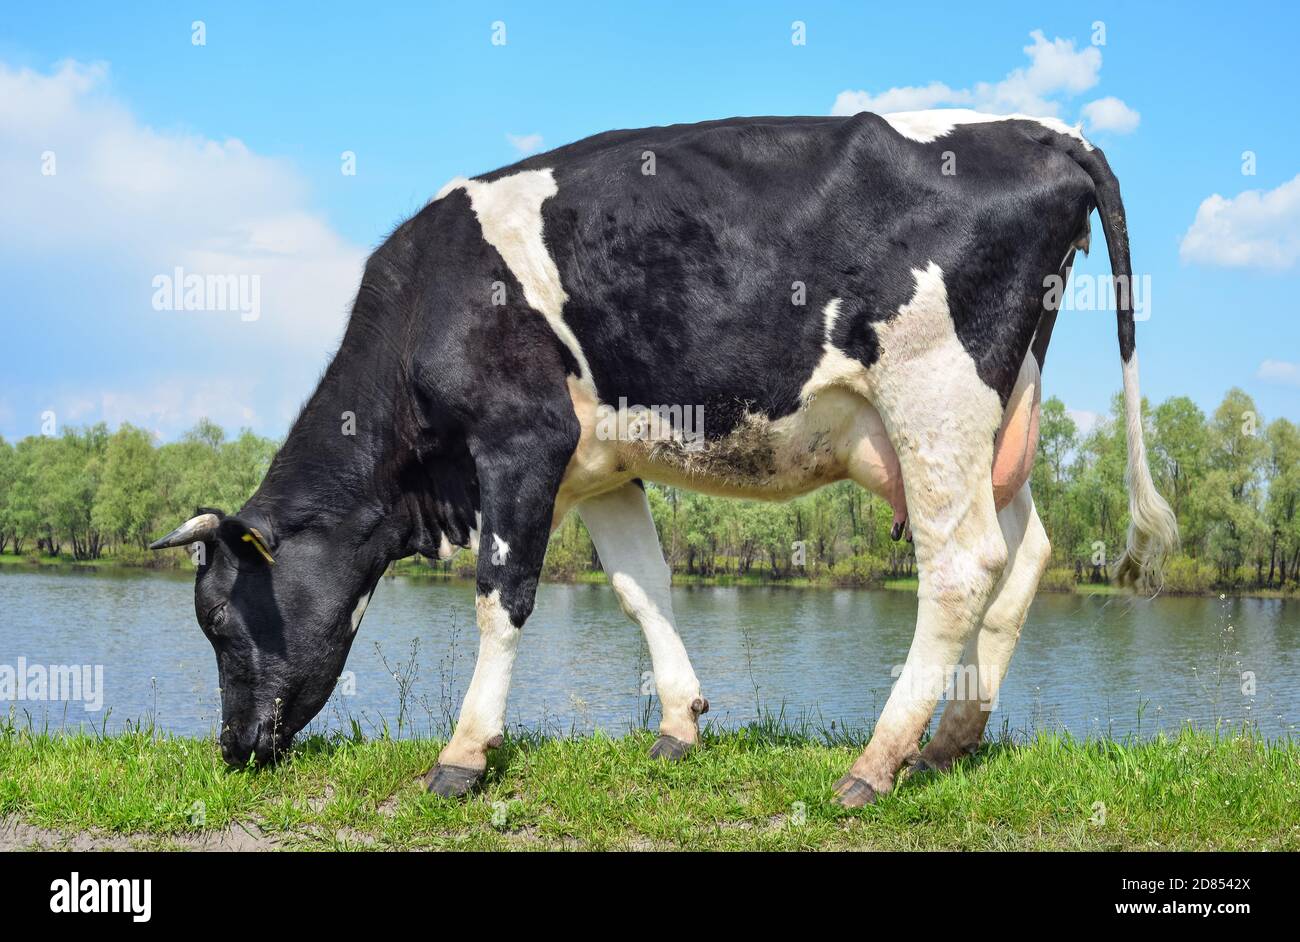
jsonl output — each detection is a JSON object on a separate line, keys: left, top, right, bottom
{"left": 417, "top": 113, "right": 1094, "bottom": 440}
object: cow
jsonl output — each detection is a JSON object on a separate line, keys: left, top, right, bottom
{"left": 151, "top": 109, "right": 1178, "bottom": 806}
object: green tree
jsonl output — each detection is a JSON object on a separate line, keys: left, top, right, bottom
{"left": 5, "top": 437, "right": 47, "bottom": 555}
{"left": 92, "top": 424, "right": 160, "bottom": 549}
{"left": 1152, "top": 396, "right": 1209, "bottom": 533}
{"left": 1201, "top": 390, "right": 1269, "bottom": 583}
{"left": 155, "top": 421, "right": 227, "bottom": 532}
{"left": 215, "top": 428, "right": 278, "bottom": 510}
{"left": 1030, "top": 396, "right": 1079, "bottom": 565}
{"left": 1264, "top": 418, "right": 1300, "bottom": 586}
{"left": 1065, "top": 395, "right": 1129, "bottom": 578}
{"left": 0, "top": 436, "right": 14, "bottom": 553}
{"left": 23, "top": 427, "right": 107, "bottom": 559}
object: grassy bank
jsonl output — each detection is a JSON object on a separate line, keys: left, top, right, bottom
{"left": 6, "top": 551, "right": 1294, "bottom": 599}
{"left": 1, "top": 721, "right": 1295, "bottom": 851}
{"left": 0, "top": 552, "right": 136, "bottom": 571}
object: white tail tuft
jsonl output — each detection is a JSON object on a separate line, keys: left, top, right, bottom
{"left": 1113, "top": 353, "right": 1180, "bottom": 593}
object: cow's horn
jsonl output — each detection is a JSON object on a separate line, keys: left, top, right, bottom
{"left": 149, "top": 513, "right": 221, "bottom": 550}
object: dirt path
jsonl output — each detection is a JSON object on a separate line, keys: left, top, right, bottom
{"left": 0, "top": 815, "right": 281, "bottom": 851}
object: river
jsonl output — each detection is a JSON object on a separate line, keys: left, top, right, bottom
{"left": 1, "top": 568, "right": 1296, "bottom": 742}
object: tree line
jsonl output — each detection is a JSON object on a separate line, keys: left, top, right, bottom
{"left": 0, "top": 419, "right": 275, "bottom": 564}
{"left": 1, "top": 387, "right": 1297, "bottom": 592}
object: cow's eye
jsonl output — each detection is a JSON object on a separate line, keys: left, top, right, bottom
{"left": 206, "top": 603, "right": 228, "bottom": 632}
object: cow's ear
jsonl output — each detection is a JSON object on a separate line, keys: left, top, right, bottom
{"left": 219, "top": 515, "right": 276, "bottom": 565}
{"left": 149, "top": 509, "right": 225, "bottom": 550}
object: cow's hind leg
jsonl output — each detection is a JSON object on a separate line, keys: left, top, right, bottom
{"left": 579, "top": 482, "right": 707, "bottom": 759}
{"left": 835, "top": 448, "right": 1005, "bottom": 804}
{"left": 916, "top": 482, "right": 1050, "bottom": 772}
{"left": 425, "top": 426, "right": 577, "bottom": 798}
{"left": 835, "top": 265, "right": 1009, "bottom": 806}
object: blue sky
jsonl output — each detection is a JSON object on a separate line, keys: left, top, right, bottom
{"left": 2, "top": 0, "right": 1297, "bottom": 442}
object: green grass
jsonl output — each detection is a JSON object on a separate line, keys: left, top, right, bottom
{"left": 2, "top": 717, "right": 1295, "bottom": 851}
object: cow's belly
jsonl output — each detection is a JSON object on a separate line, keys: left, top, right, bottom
{"left": 556, "top": 360, "right": 1041, "bottom": 521}
{"left": 557, "top": 383, "right": 878, "bottom": 511}
{"left": 625, "top": 387, "right": 899, "bottom": 502}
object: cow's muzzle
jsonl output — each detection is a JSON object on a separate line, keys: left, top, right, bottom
{"left": 220, "top": 721, "right": 289, "bottom": 769}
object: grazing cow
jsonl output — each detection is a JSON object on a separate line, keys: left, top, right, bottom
{"left": 152, "top": 109, "right": 1177, "bottom": 805}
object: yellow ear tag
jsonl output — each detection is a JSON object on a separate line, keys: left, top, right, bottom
{"left": 242, "top": 530, "right": 275, "bottom": 565}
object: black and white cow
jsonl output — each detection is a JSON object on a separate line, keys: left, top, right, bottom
{"left": 152, "top": 109, "right": 1178, "bottom": 806}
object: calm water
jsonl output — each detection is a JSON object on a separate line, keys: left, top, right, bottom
{"left": 1, "top": 567, "right": 1297, "bottom": 742}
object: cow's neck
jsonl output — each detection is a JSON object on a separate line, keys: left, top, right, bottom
{"left": 244, "top": 334, "right": 424, "bottom": 563}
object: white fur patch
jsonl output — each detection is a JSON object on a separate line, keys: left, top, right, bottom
{"left": 469, "top": 511, "right": 482, "bottom": 554}
{"left": 862, "top": 261, "right": 1004, "bottom": 553}
{"left": 800, "top": 297, "right": 873, "bottom": 402}
{"left": 868, "top": 263, "right": 999, "bottom": 394}
{"left": 881, "top": 108, "right": 1093, "bottom": 150}
{"left": 438, "top": 590, "right": 522, "bottom": 767}
{"left": 441, "top": 170, "right": 595, "bottom": 394}
{"left": 821, "top": 296, "right": 842, "bottom": 341}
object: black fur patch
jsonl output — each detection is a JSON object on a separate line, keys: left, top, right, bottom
{"left": 491, "top": 114, "right": 1097, "bottom": 419}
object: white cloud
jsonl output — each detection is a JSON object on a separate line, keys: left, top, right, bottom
{"left": 1081, "top": 96, "right": 1140, "bottom": 134}
{"left": 0, "top": 59, "right": 369, "bottom": 438}
{"left": 1257, "top": 359, "right": 1300, "bottom": 387}
{"left": 1068, "top": 408, "right": 1103, "bottom": 434}
{"left": 0, "top": 60, "right": 366, "bottom": 360}
{"left": 831, "top": 30, "right": 1137, "bottom": 136}
{"left": 832, "top": 82, "right": 969, "bottom": 117}
{"left": 59, "top": 379, "right": 262, "bottom": 432}
{"left": 1179, "top": 175, "right": 1300, "bottom": 271}
{"left": 506, "top": 132, "right": 544, "bottom": 156}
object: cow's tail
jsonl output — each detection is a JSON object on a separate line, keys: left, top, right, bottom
{"left": 1072, "top": 144, "right": 1179, "bottom": 593}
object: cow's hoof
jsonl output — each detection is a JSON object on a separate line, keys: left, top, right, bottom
{"left": 833, "top": 773, "right": 878, "bottom": 808}
{"left": 913, "top": 742, "right": 974, "bottom": 776}
{"left": 423, "top": 763, "right": 483, "bottom": 798}
{"left": 911, "top": 753, "right": 954, "bottom": 776}
{"left": 649, "top": 734, "right": 694, "bottom": 761}
{"left": 909, "top": 757, "right": 939, "bottom": 775}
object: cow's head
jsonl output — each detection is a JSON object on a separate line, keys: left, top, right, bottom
{"left": 151, "top": 507, "right": 386, "bottom": 768}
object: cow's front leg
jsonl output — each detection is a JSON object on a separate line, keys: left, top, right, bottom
{"left": 578, "top": 481, "right": 707, "bottom": 760}
{"left": 425, "top": 436, "right": 574, "bottom": 798}
{"left": 425, "top": 589, "right": 520, "bottom": 797}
